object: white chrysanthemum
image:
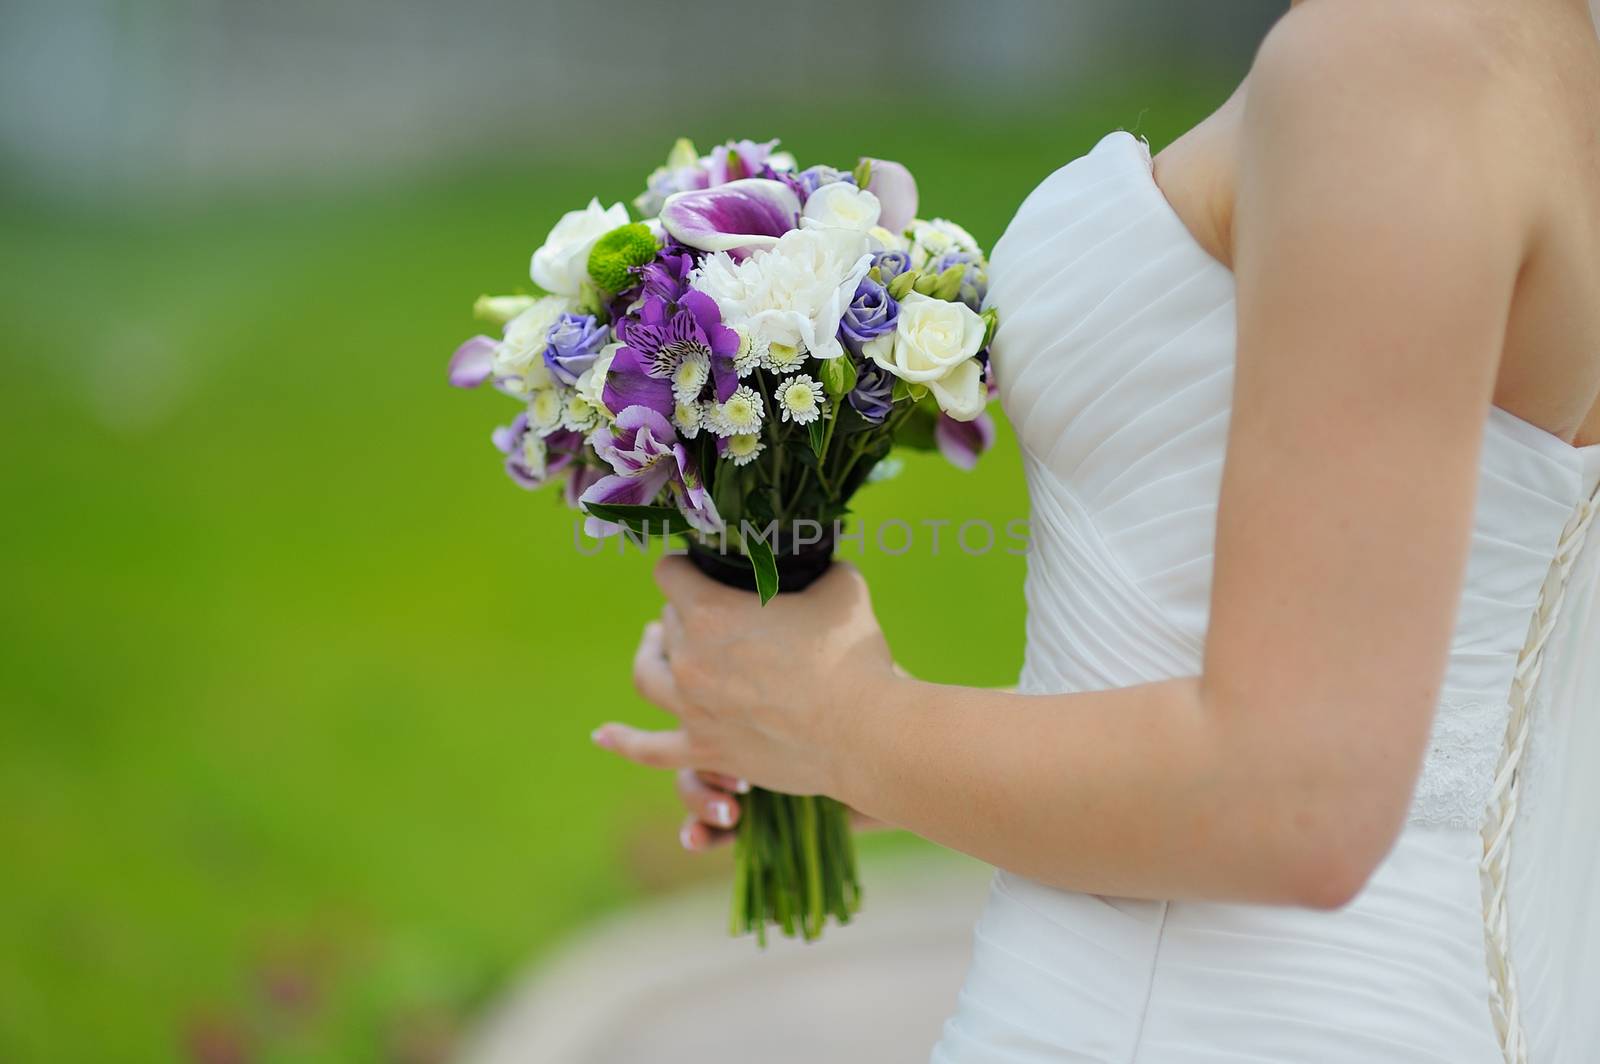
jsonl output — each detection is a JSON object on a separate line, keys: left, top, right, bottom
{"left": 732, "top": 325, "right": 765, "bottom": 377}
{"left": 520, "top": 433, "right": 548, "bottom": 480}
{"left": 562, "top": 392, "right": 601, "bottom": 433}
{"left": 763, "top": 341, "right": 806, "bottom": 374}
{"left": 493, "top": 296, "right": 569, "bottom": 383}
{"left": 726, "top": 433, "right": 765, "bottom": 467}
{"left": 689, "top": 227, "right": 873, "bottom": 362}
{"left": 708, "top": 385, "right": 764, "bottom": 437}
{"left": 907, "top": 217, "right": 981, "bottom": 271}
{"left": 777, "top": 374, "right": 825, "bottom": 425}
{"left": 671, "top": 350, "right": 710, "bottom": 402}
{"left": 673, "top": 399, "right": 703, "bottom": 439}
{"left": 528, "top": 387, "right": 566, "bottom": 432}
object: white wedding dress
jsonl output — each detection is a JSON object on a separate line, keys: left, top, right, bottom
{"left": 934, "top": 131, "right": 1600, "bottom": 1063}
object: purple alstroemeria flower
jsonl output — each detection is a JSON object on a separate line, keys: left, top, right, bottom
{"left": 934, "top": 409, "right": 996, "bottom": 471}
{"left": 707, "top": 139, "right": 778, "bottom": 185}
{"left": 660, "top": 178, "right": 800, "bottom": 256}
{"left": 543, "top": 313, "right": 609, "bottom": 386}
{"left": 848, "top": 358, "right": 896, "bottom": 424}
{"left": 840, "top": 276, "right": 898, "bottom": 352}
{"left": 872, "top": 249, "right": 913, "bottom": 285}
{"left": 491, "top": 417, "right": 581, "bottom": 489}
{"left": 604, "top": 291, "right": 740, "bottom": 418}
{"left": 448, "top": 335, "right": 497, "bottom": 388}
{"left": 579, "top": 405, "right": 722, "bottom": 535}
{"left": 633, "top": 246, "right": 696, "bottom": 304}
{"left": 864, "top": 157, "right": 919, "bottom": 232}
{"left": 563, "top": 462, "right": 606, "bottom": 511}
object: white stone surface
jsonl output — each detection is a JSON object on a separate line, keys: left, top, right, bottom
{"left": 466, "top": 853, "right": 992, "bottom": 1064}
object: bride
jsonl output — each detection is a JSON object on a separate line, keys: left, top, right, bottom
{"left": 591, "top": 0, "right": 1600, "bottom": 1059}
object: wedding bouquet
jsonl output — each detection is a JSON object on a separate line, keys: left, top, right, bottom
{"left": 447, "top": 137, "right": 999, "bottom": 943}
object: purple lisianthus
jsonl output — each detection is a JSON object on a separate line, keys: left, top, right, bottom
{"left": 848, "top": 358, "right": 896, "bottom": 424}
{"left": 793, "top": 164, "right": 850, "bottom": 199}
{"left": 603, "top": 291, "right": 740, "bottom": 418}
{"left": 543, "top": 313, "right": 609, "bottom": 386}
{"left": 840, "top": 276, "right": 898, "bottom": 352}
{"left": 659, "top": 178, "right": 800, "bottom": 257}
{"left": 579, "top": 405, "right": 721, "bottom": 535}
{"left": 872, "top": 249, "right": 913, "bottom": 285}
{"left": 935, "top": 410, "right": 995, "bottom": 471}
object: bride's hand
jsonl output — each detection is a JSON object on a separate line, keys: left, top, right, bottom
{"left": 591, "top": 555, "right": 898, "bottom": 800}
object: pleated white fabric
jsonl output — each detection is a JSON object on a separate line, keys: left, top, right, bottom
{"left": 932, "top": 131, "right": 1600, "bottom": 1063}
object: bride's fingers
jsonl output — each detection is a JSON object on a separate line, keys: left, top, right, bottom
{"left": 699, "top": 770, "right": 751, "bottom": 794}
{"left": 676, "top": 767, "right": 741, "bottom": 830}
{"left": 591, "top": 723, "right": 692, "bottom": 769}
{"left": 660, "top": 603, "right": 685, "bottom": 656}
{"left": 679, "top": 814, "right": 736, "bottom": 853}
{"left": 631, "top": 621, "right": 682, "bottom": 715}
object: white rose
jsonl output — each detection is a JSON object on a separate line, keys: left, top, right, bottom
{"left": 493, "top": 295, "right": 569, "bottom": 387}
{"left": 530, "top": 198, "right": 629, "bottom": 295}
{"left": 862, "top": 292, "right": 987, "bottom": 420}
{"left": 867, "top": 224, "right": 908, "bottom": 253}
{"left": 801, "top": 183, "right": 882, "bottom": 234}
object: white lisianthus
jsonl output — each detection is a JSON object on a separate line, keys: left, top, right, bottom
{"left": 531, "top": 198, "right": 629, "bottom": 295}
{"left": 777, "top": 374, "right": 826, "bottom": 425}
{"left": 907, "top": 217, "right": 981, "bottom": 271}
{"left": 573, "top": 342, "right": 618, "bottom": 419}
{"left": 572, "top": 342, "right": 614, "bottom": 422}
{"left": 494, "top": 296, "right": 569, "bottom": 386}
{"left": 867, "top": 224, "right": 908, "bottom": 253}
{"left": 862, "top": 292, "right": 987, "bottom": 421}
{"left": 801, "top": 183, "right": 882, "bottom": 234}
{"left": 690, "top": 227, "right": 873, "bottom": 362}
{"left": 726, "top": 433, "right": 765, "bottom": 466}
{"left": 527, "top": 386, "right": 567, "bottom": 432}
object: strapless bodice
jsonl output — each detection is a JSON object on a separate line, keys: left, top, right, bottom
{"left": 985, "top": 130, "right": 1600, "bottom": 829}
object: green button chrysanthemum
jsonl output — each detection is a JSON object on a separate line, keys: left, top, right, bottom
{"left": 586, "top": 223, "right": 660, "bottom": 293}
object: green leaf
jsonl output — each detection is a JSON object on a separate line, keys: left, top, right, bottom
{"left": 808, "top": 419, "right": 827, "bottom": 457}
{"left": 745, "top": 533, "right": 779, "bottom": 605}
{"left": 818, "top": 355, "right": 857, "bottom": 399}
{"left": 980, "top": 307, "right": 1000, "bottom": 349}
{"left": 579, "top": 502, "right": 692, "bottom": 536}
{"left": 852, "top": 158, "right": 873, "bottom": 189}
{"left": 893, "top": 403, "right": 939, "bottom": 451}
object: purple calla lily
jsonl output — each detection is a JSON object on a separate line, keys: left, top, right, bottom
{"left": 579, "top": 405, "right": 722, "bottom": 536}
{"left": 449, "top": 335, "right": 498, "bottom": 388}
{"left": 659, "top": 179, "right": 800, "bottom": 256}
{"left": 864, "top": 158, "right": 918, "bottom": 233}
{"left": 934, "top": 409, "right": 995, "bottom": 471}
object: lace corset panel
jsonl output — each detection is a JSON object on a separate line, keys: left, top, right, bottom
{"left": 986, "top": 131, "right": 1600, "bottom": 828}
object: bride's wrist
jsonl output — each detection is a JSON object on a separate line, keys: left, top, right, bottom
{"left": 821, "top": 662, "right": 918, "bottom": 815}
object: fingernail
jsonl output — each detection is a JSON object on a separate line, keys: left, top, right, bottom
{"left": 734, "top": 779, "right": 751, "bottom": 794}
{"left": 710, "top": 799, "right": 733, "bottom": 828}
{"left": 679, "top": 823, "right": 695, "bottom": 851}
{"left": 590, "top": 727, "right": 611, "bottom": 749}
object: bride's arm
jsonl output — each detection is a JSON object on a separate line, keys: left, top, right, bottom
{"left": 597, "top": 13, "right": 1528, "bottom": 907}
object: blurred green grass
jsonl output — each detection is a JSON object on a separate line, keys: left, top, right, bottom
{"left": 0, "top": 84, "right": 1222, "bottom": 1061}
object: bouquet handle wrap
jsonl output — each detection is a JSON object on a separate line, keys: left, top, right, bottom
{"left": 685, "top": 531, "right": 861, "bottom": 943}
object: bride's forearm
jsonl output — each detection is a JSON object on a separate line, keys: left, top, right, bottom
{"left": 828, "top": 676, "right": 1359, "bottom": 908}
